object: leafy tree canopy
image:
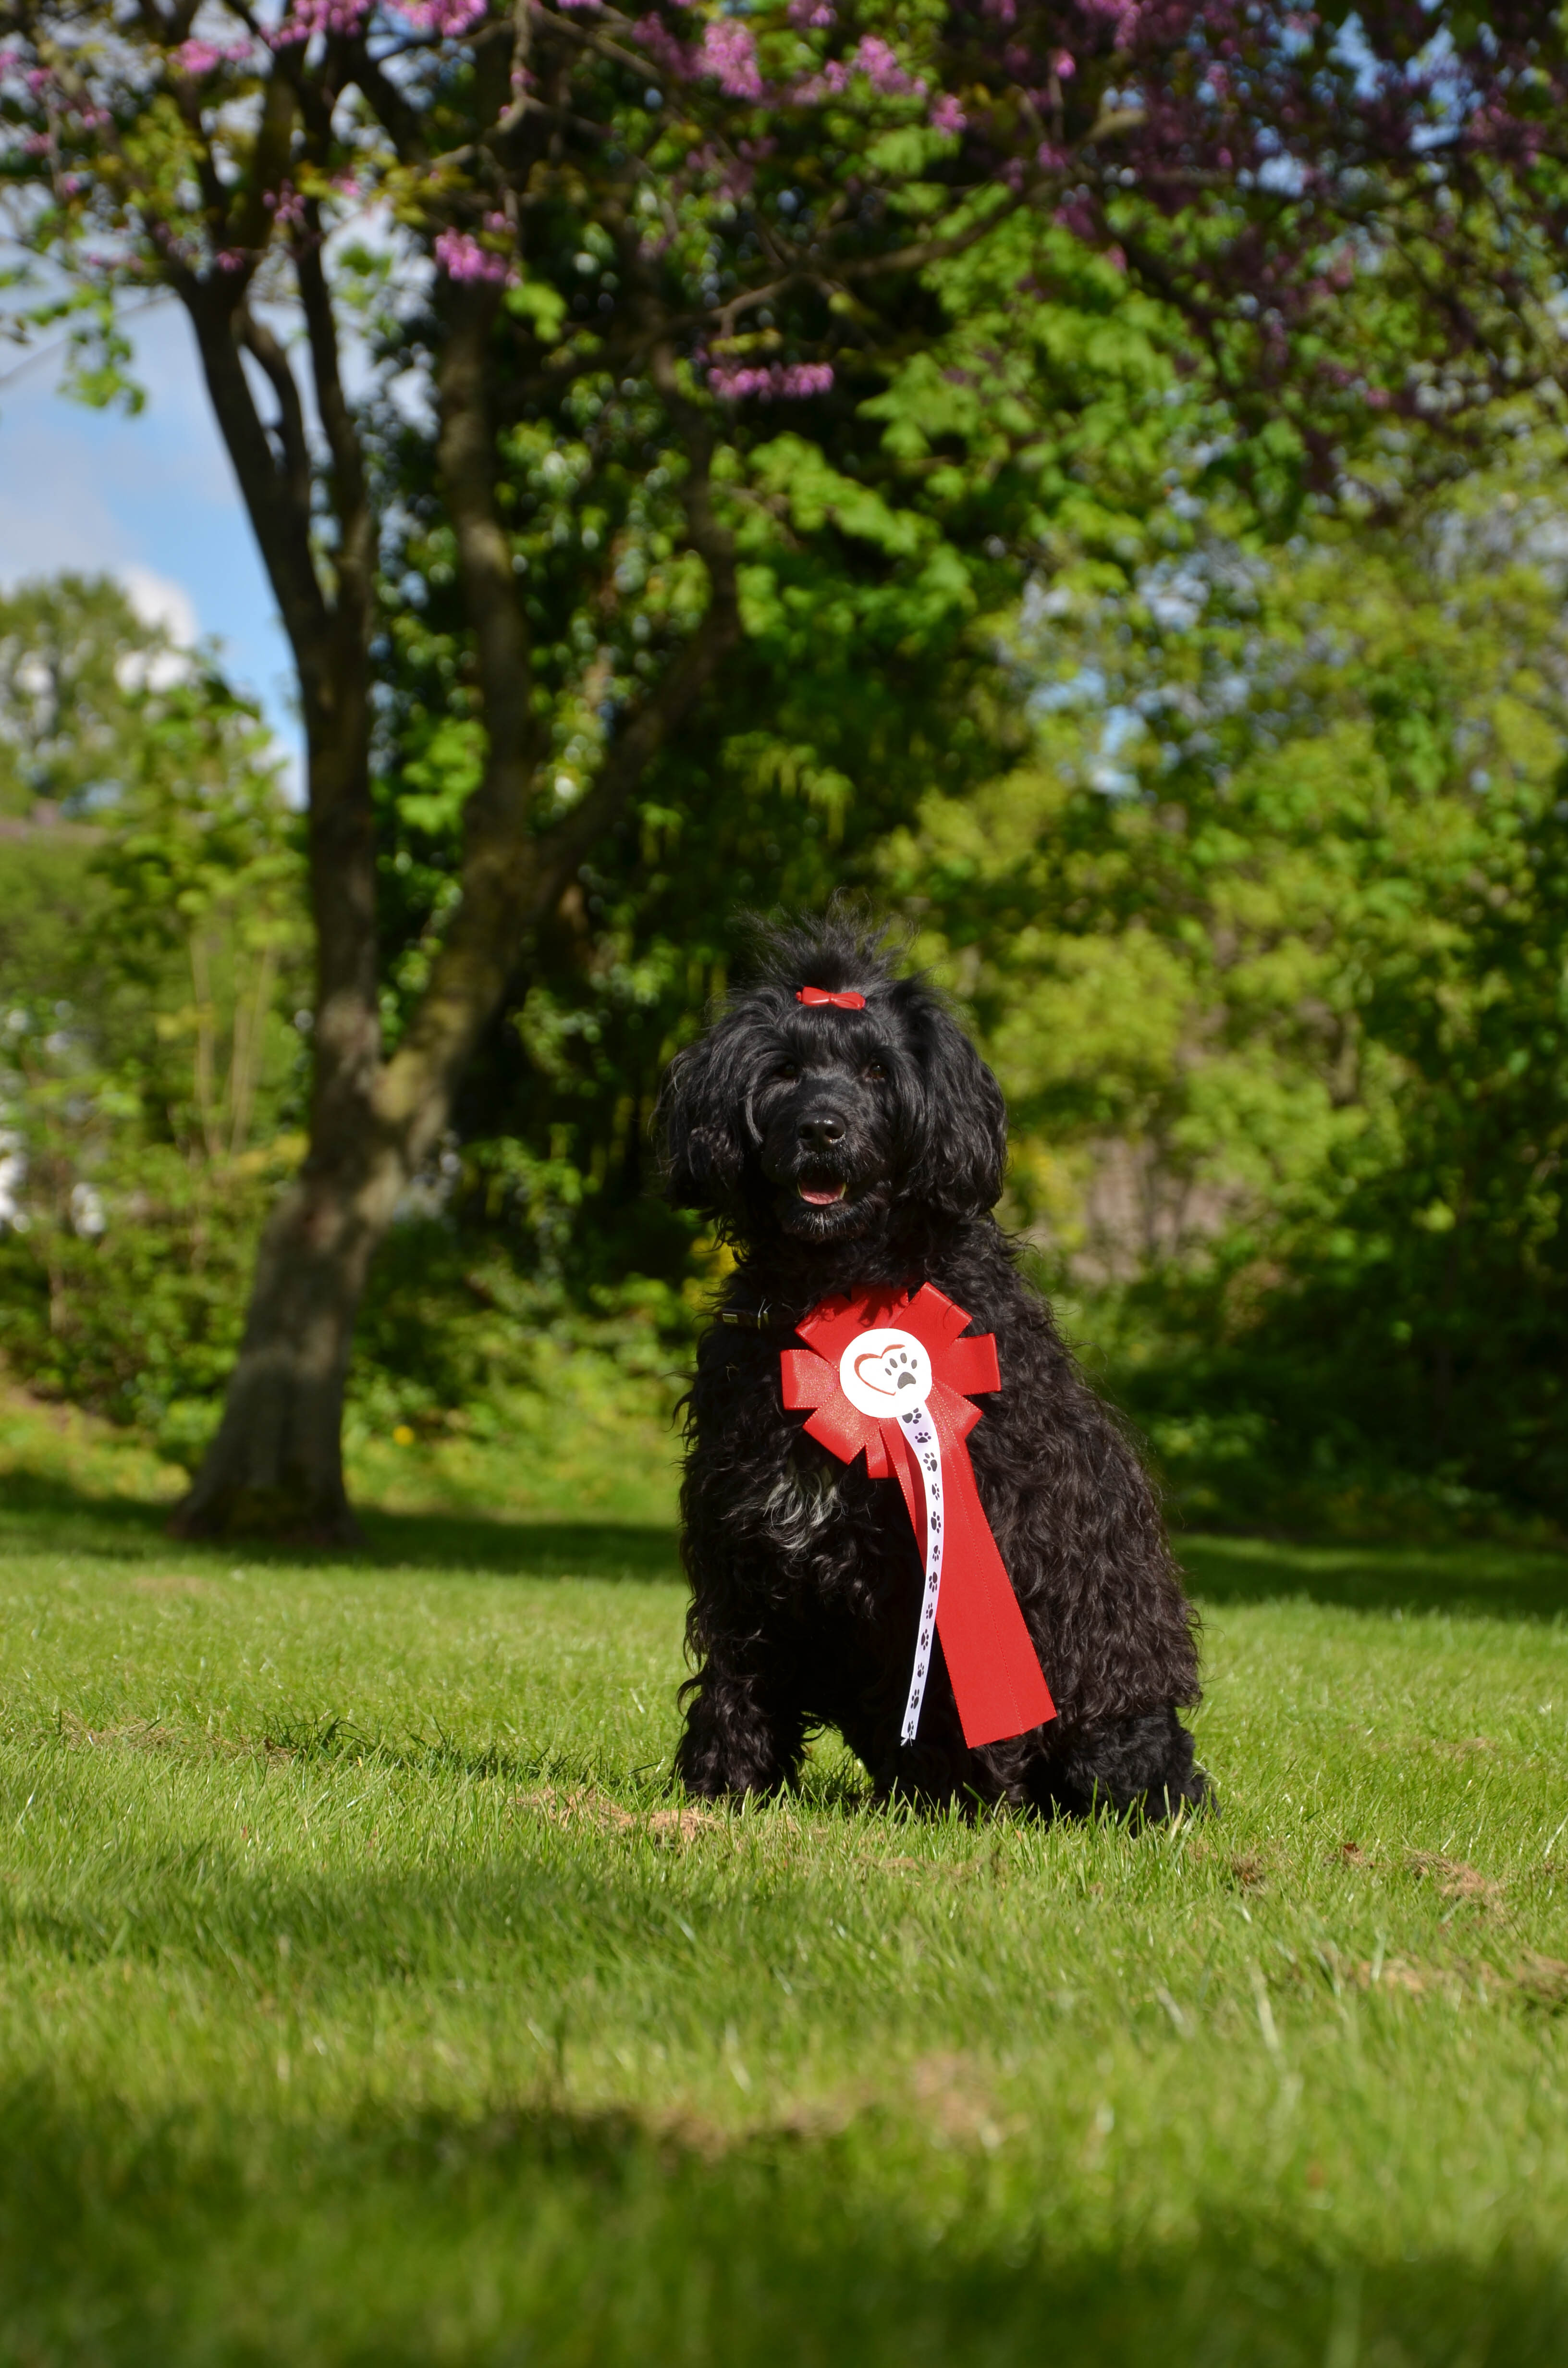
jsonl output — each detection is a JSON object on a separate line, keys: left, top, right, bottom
{"left": 893, "top": 437, "right": 1568, "bottom": 1527}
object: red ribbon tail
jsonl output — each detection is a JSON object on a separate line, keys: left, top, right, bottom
{"left": 933, "top": 1432, "right": 1056, "bottom": 1750}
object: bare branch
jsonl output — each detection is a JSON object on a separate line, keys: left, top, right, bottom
{"left": 296, "top": 226, "right": 375, "bottom": 627}
{"left": 184, "top": 289, "right": 329, "bottom": 676}
{"left": 238, "top": 304, "right": 313, "bottom": 517}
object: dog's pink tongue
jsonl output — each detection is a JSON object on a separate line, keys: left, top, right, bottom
{"left": 798, "top": 1183, "right": 846, "bottom": 1207}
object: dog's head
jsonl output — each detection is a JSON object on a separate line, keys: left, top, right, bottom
{"left": 658, "top": 920, "right": 1006, "bottom": 1248}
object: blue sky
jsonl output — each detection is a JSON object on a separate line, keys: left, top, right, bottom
{"left": 0, "top": 297, "right": 301, "bottom": 792}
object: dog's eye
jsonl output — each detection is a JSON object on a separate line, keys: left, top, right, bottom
{"left": 774, "top": 1061, "right": 799, "bottom": 1082}
{"left": 863, "top": 1061, "right": 888, "bottom": 1083}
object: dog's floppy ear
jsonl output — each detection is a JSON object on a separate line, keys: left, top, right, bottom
{"left": 899, "top": 987, "right": 1007, "bottom": 1218}
{"left": 658, "top": 1022, "right": 749, "bottom": 1215}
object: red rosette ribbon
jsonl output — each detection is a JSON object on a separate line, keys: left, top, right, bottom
{"left": 780, "top": 1283, "right": 1056, "bottom": 1750}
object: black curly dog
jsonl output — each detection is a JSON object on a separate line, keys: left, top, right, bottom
{"left": 658, "top": 921, "right": 1209, "bottom": 1820}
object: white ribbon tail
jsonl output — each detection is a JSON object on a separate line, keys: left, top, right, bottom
{"left": 898, "top": 1397, "right": 943, "bottom": 1746}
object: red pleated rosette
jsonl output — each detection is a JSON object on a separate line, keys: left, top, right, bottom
{"left": 780, "top": 1283, "right": 1055, "bottom": 1750}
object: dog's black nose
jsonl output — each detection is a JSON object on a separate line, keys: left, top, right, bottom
{"left": 799, "top": 1115, "right": 845, "bottom": 1150}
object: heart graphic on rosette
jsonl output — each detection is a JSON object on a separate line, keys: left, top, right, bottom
{"left": 838, "top": 1328, "right": 933, "bottom": 1417}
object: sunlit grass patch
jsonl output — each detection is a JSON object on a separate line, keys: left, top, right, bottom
{"left": 0, "top": 1515, "right": 1564, "bottom": 2362}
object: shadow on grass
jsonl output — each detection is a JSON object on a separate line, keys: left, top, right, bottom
{"left": 357, "top": 1507, "right": 681, "bottom": 1582}
{"left": 0, "top": 1468, "right": 176, "bottom": 1558}
{"left": 0, "top": 2076, "right": 1563, "bottom": 2367}
{"left": 5, "top": 1467, "right": 1567, "bottom": 1616}
{"left": 1181, "top": 1531, "right": 1568, "bottom": 1623}
{"left": 0, "top": 1468, "right": 682, "bottom": 1585}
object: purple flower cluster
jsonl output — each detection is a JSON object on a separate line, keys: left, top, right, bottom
{"left": 709, "top": 360, "right": 834, "bottom": 401}
{"left": 697, "top": 20, "right": 763, "bottom": 99}
{"left": 271, "top": 0, "right": 484, "bottom": 43}
{"left": 263, "top": 182, "right": 307, "bottom": 230}
{"left": 176, "top": 37, "right": 255, "bottom": 74}
{"left": 435, "top": 223, "right": 511, "bottom": 281}
{"left": 795, "top": 33, "right": 925, "bottom": 101}
{"left": 396, "top": 0, "right": 489, "bottom": 33}
{"left": 271, "top": 0, "right": 369, "bottom": 46}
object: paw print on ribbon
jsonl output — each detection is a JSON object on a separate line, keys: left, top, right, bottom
{"left": 837, "top": 1325, "right": 934, "bottom": 1418}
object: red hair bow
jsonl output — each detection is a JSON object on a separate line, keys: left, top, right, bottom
{"left": 781, "top": 1283, "right": 1055, "bottom": 1750}
{"left": 796, "top": 985, "right": 866, "bottom": 1010}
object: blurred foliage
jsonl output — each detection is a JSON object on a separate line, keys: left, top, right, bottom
{"left": 0, "top": 594, "right": 311, "bottom": 1462}
{"left": 0, "top": 572, "right": 178, "bottom": 817}
{"left": 889, "top": 442, "right": 1568, "bottom": 1537}
{"left": 5, "top": 419, "right": 1568, "bottom": 1536}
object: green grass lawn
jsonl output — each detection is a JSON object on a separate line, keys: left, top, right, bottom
{"left": 1, "top": 1473, "right": 1567, "bottom": 2365}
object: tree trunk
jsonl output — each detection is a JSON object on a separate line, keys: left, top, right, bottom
{"left": 168, "top": 1135, "right": 404, "bottom": 1543}
{"left": 170, "top": 665, "right": 397, "bottom": 1544}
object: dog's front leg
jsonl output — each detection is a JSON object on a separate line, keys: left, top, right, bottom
{"left": 675, "top": 1653, "right": 805, "bottom": 1799}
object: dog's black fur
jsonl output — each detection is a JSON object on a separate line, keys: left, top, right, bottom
{"left": 658, "top": 919, "right": 1208, "bottom": 1819}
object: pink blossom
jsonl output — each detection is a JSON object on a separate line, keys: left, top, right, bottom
{"left": 264, "top": 183, "right": 307, "bottom": 231}
{"left": 556, "top": 0, "right": 602, "bottom": 11}
{"left": 697, "top": 20, "right": 762, "bottom": 99}
{"left": 1035, "top": 139, "right": 1067, "bottom": 170}
{"left": 929, "top": 94, "right": 966, "bottom": 135}
{"left": 435, "top": 226, "right": 509, "bottom": 282}
{"left": 271, "top": 0, "right": 370, "bottom": 43}
{"left": 631, "top": 15, "right": 694, "bottom": 80}
{"left": 793, "top": 58, "right": 850, "bottom": 99}
{"left": 709, "top": 360, "right": 833, "bottom": 401}
{"left": 394, "top": 0, "right": 488, "bottom": 30}
{"left": 854, "top": 36, "right": 920, "bottom": 95}
{"left": 176, "top": 37, "right": 252, "bottom": 73}
{"left": 1051, "top": 48, "right": 1075, "bottom": 78}
{"left": 787, "top": 0, "right": 835, "bottom": 22}
{"left": 215, "top": 247, "right": 249, "bottom": 271}
{"left": 793, "top": 36, "right": 923, "bottom": 104}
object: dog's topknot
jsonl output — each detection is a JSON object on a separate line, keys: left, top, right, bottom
{"left": 743, "top": 909, "right": 901, "bottom": 1005}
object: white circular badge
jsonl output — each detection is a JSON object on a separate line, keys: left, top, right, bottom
{"left": 838, "top": 1326, "right": 933, "bottom": 1418}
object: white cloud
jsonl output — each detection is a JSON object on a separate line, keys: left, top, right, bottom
{"left": 121, "top": 562, "right": 199, "bottom": 647}
{"left": 117, "top": 564, "right": 199, "bottom": 689}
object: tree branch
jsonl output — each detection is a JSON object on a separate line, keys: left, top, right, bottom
{"left": 184, "top": 291, "right": 329, "bottom": 679}
{"left": 376, "top": 334, "right": 742, "bottom": 1155}
{"left": 296, "top": 226, "right": 375, "bottom": 632}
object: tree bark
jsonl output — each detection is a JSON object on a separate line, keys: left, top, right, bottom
{"left": 170, "top": 278, "right": 389, "bottom": 1542}
{"left": 170, "top": 1138, "right": 404, "bottom": 1542}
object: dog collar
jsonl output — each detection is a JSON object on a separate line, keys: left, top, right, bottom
{"left": 780, "top": 1283, "right": 1055, "bottom": 1751}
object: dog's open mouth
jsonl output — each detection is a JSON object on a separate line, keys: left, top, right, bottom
{"left": 796, "top": 1179, "right": 847, "bottom": 1208}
